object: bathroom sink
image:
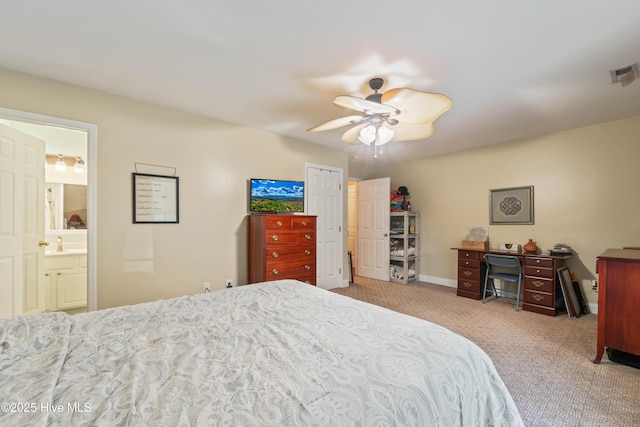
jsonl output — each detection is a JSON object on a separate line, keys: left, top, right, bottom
{"left": 45, "top": 248, "right": 87, "bottom": 256}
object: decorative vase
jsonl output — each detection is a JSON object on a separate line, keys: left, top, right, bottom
{"left": 523, "top": 239, "right": 538, "bottom": 254}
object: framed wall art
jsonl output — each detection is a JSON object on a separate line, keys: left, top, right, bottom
{"left": 489, "top": 185, "right": 534, "bottom": 225}
{"left": 132, "top": 173, "right": 179, "bottom": 223}
{"left": 557, "top": 267, "right": 581, "bottom": 318}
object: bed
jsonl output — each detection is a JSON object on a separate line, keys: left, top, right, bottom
{"left": 1, "top": 279, "right": 523, "bottom": 426}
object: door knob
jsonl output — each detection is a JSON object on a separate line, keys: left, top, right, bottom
{"left": 383, "top": 233, "right": 388, "bottom": 237}
{"left": 39, "top": 241, "right": 50, "bottom": 247}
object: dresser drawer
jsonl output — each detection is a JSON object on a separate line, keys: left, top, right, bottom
{"left": 458, "top": 251, "right": 480, "bottom": 262}
{"left": 525, "top": 276, "right": 554, "bottom": 293}
{"left": 458, "top": 278, "right": 480, "bottom": 293}
{"left": 292, "top": 217, "right": 315, "bottom": 229}
{"left": 524, "top": 257, "right": 554, "bottom": 269}
{"left": 524, "top": 265, "right": 554, "bottom": 279}
{"left": 264, "top": 230, "right": 315, "bottom": 245}
{"left": 458, "top": 267, "right": 479, "bottom": 282}
{"left": 458, "top": 258, "right": 479, "bottom": 269}
{"left": 266, "top": 216, "right": 292, "bottom": 229}
{"left": 524, "top": 290, "right": 555, "bottom": 308}
{"left": 265, "top": 245, "right": 315, "bottom": 260}
{"left": 264, "top": 262, "right": 316, "bottom": 280}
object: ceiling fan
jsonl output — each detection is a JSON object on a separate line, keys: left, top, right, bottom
{"left": 308, "top": 77, "right": 452, "bottom": 146}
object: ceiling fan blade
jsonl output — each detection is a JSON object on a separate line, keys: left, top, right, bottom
{"left": 389, "top": 122, "right": 435, "bottom": 142}
{"left": 341, "top": 123, "right": 369, "bottom": 145}
{"left": 381, "top": 88, "right": 452, "bottom": 124}
{"left": 334, "top": 95, "right": 399, "bottom": 115}
{"left": 307, "top": 115, "right": 364, "bottom": 132}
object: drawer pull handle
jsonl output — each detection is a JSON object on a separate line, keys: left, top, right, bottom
{"left": 271, "top": 235, "right": 279, "bottom": 241}
{"left": 536, "top": 269, "right": 541, "bottom": 273}
{"left": 532, "top": 280, "right": 544, "bottom": 287}
{"left": 271, "top": 252, "right": 279, "bottom": 258}
{"left": 301, "top": 221, "right": 307, "bottom": 226}
{"left": 463, "top": 271, "right": 472, "bottom": 277}
{"left": 305, "top": 265, "right": 311, "bottom": 270}
{"left": 277, "top": 221, "right": 283, "bottom": 226}
{"left": 532, "top": 294, "right": 544, "bottom": 301}
{"left": 305, "top": 234, "right": 311, "bottom": 240}
{"left": 305, "top": 249, "right": 311, "bottom": 255}
{"left": 536, "top": 259, "right": 541, "bottom": 264}
{"left": 463, "top": 282, "right": 472, "bottom": 288}
{"left": 465, "top": 253, "right": 470, "bottom": 257}
{"left": 271, "top": 269, "right": 279, "bottom": 275}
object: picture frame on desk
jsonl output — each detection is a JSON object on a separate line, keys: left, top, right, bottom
{"left": 558, "top": 267, "right": 581, "bottom": 318}
{"left": 489, "top": 185, "right": 534, "bottom": 225}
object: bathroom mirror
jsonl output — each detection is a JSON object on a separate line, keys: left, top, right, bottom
{"left": 46, "top": 182, "right": 88, "bottom": 232}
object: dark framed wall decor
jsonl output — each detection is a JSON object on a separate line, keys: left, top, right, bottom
{"left": 132, "top": 173, "right": 179, "bottom": 223}
{"left": 489, "top": 185, "right": 534, "bottom": 225}
{"left": 557, "top": 267, "right": 581, "bottom": 318}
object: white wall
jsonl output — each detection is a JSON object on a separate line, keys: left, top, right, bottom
{"left": 354, "top": 115, "right": 640, "bottom": 310}
{"left": 0, "top": 67, "right": 349, "bottom": 309}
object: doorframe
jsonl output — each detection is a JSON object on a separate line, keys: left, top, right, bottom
{"left": 304, "top": 162, "right": 345, "bottom": 288}
{"left": 0, "top": 107, "right": 98, "bottom": 312}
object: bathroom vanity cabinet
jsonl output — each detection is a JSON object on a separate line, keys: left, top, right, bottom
{"left": 44, "top": 252, "right": 87, "bottom": 311}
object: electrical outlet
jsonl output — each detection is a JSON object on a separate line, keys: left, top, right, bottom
{"left": 225, "top": 279, "right": 233, "bottom": 288}
{"left": 591, "top": 279, "right": 598, "bottom": 290}
{"left": 203, "top": 282, "right": 211, "bottom": 293}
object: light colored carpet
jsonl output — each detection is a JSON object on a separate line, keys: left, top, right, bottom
{"left": 331, "top": 277, "right": 640, "bottom": 427}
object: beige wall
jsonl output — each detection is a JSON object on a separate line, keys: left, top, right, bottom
{"left": 0, "top": 68, "right": 349, "bottom": 309}
{"left": 354, "top": 115, "right": 640, "bottom": 310}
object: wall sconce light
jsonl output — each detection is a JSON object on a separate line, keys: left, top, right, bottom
{"left": 55, "top": 154, "right": 66, "bottom": 171}
{"left": 74, "top": 157, "right": 85, "bottom": 173}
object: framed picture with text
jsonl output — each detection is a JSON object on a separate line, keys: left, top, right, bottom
{"left": 132, "top": 173, "right": 179, "bottom": 224}
{"left": 489, "top": 185, "right": 534, "bottom": 225}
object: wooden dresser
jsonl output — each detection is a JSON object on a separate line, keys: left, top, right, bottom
{"left": 593, "top": 248, "right": 640, "bottom": 363}
{"left": 453, "top": 248, "right": 570, "bottom": 316}
{"left": 248, "top": 214, "right": 316, "bottom": 285}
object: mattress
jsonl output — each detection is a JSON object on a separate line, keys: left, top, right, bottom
{"left": 0, "top": 279, "right": 522, "bottom": 426}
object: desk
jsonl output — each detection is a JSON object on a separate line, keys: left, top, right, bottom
{"left": 452, "top": 248, "right": 571, "bottom": 316}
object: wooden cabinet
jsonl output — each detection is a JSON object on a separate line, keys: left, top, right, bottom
{"left": 248, "top": 214, "right": 316, "bottom": 285}
{"left": 389, "top": 212, "right": 419, "bottom": 284}
{"left": 594, "top": 249, "right": 640, "bottom": 363}
{"left": 522, "top": 256, "right": 565, "bottom": 316}
{"left": 456, "top": 250, "right": 486, "bottom": 300}
{"left": 44, "top": 253, "right": 87, "bottom": 311}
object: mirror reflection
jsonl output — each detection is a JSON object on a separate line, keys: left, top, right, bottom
{"left": 46, "top": 183, "right": 87, "bottom": 230}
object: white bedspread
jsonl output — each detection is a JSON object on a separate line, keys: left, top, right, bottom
{"left": 1, "top": 280, "right": 522, "bottom": 426}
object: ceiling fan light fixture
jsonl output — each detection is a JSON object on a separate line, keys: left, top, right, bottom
{"left": 377, "top": 126, "right": 394, "bottom": 144}
{"left": 358, "top": 124, "right": 377, "bottom": 144}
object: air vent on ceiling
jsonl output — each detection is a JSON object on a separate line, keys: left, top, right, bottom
{"left": 610, "top": 63, "right": 638, "bottom": 87}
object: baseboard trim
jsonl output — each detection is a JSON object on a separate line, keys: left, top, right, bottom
{"left": 419, "top": 274, "right": 457, "bottom": 289}
{"left": 418, "top": 274, "right": 599, "bottom": 315}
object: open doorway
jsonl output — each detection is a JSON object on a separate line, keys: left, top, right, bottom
{"left": 0, "top": 107, "right": 97, "bottom": 313}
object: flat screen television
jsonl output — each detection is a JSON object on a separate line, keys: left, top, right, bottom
{"left": 249, "top": 178, "right": 304, "bottom": 213}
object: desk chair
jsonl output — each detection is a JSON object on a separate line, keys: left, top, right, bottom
{"left": 483, "top": 254, "right": 524, "bottom": 311}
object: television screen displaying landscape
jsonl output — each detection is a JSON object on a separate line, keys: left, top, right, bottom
{"left": 250, "top": 179, "right": 304, "bottom": 212}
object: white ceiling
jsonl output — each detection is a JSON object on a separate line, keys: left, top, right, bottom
{"left": 1, "top": 1, "right": 639, "bottom": 165}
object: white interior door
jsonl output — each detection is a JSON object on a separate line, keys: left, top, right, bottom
{"left": 347, "top": 181, "right": 358, "bottom": 276}
{"left": 0, "top": 123, "right": 45, "bottom": 317}
{"left": 306, "top": 164, "right": 343, "bottom": 290}
{"left": 357, "top": 177, "right": 390, "bottom": 281}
